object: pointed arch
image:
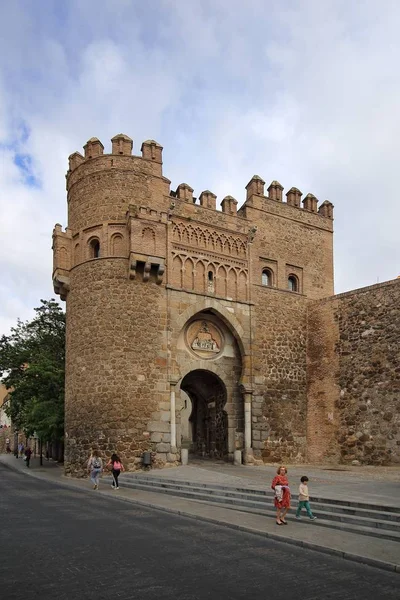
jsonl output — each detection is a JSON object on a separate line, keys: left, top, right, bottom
{"left": 184, "top": 257, "right": 195, "bottom": 290}
{"left": 181, "top": 225, "right": 190, "bottom": 245}
{"left": 195, "top": 260, "right": 206, "bottom": 293}
{"left": 187, "top": 224, "right": 196, "bottom": 245}
{"left": 231, "top": 239, "right": 239, "bottom": 256}
{"left": 172, "top": 223, "right": 182, "bottom": 242}
{"left": 237, "top": 239, "right": 247, "bottom": 257}
{"left": 227, "top": 268, "right": 237, "bottom": 299}
{"left": 237, "top": 270, "right": 247, "bottom": 301}
{"left": 198, "top": 229, "right": 207, "bottom": 249}
{"left": 58, "top": 247, "right": 68, "bottom": 270}
{"left": 74, "top": 243, "right": 80, "bottom": 265}
{"left": 207, "top": 263, "right": 216, "bottom": 294}
{"left": 216, "top": 265, "right": 227, "bottom": 297}
{"left": 174, "top": 304, "right": 247, "bottom": 359}
{"left": 172, "top": 255, "right": 183, "bottom": 288}
{"left": 220, "top": 234, "right": 228, "bottom": 254}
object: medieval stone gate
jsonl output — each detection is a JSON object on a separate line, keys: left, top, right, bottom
{"left": 173, "top": 310, "right": 245, "bottom": 460}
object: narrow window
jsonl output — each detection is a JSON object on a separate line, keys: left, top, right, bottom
{"left": 208, "top": 270, "right": 215, "bottom": 293}
{"left": 288, "top": 275, "right": 298, "bottom": 292}
{"left": 89, "top": 239, "right": 100, "bottom": 259}
{"left": 262, "top": 269, "right": 272, "bottom": 286}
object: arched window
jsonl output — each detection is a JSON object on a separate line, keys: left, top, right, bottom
{"left": 208, "top": 270, "right": 215, "bottom": 293}
{"left": 89, "top": 238, "right": 100, "bottom": 259}
{"left": 111, "top": 233, "right": 124, "bottom": 256}
{"left": 262, "top": 268, "right": 273, "bottom": 286}
{"left": 288, "top": 275, "right": 299, "bottom": 292}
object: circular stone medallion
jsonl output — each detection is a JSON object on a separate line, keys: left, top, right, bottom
{"left": 185, "top": 320, "right": 224, "bottom": 359}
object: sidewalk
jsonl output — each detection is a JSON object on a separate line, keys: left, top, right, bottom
{"left": 1, "top": 454, "right": 399, "bottom": 574}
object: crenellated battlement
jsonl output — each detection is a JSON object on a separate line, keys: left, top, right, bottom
{"left": 67, "top": 134, "right": 333, "bottom": 223}
{"left": 171, "top": 171, "right": 333, "bottom": 222}
{"left": 66, "top": 133, "right": 164, "bottom": 180}
{"left": 243, "top": 175, "right": 334, "bottom": 221}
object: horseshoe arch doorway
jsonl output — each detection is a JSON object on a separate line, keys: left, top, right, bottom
{"left": 180, "top": 369, "right": 228, "bottom": 459}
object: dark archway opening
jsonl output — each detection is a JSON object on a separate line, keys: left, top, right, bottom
{"left": 181, "top": 369, "right": 228, "bottom": 459}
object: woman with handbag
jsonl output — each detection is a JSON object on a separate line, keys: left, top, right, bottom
{"left": 271, "top": 465, "right": 291, "bottom": 525}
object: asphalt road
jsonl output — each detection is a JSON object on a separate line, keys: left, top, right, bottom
{"left": 0, "top": 465, "right": 398, "bottom": 600}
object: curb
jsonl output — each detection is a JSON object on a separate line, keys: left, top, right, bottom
{"left": 1, "top": 459, "right": 399, "bottom": 575}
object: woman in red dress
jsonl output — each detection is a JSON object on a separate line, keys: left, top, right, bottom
{"left": 271, "top": 465, "right": 291, "bottom": 525}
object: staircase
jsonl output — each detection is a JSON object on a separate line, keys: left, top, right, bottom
{"left": 121, "top": 474, "right": 400, "bottom": 542}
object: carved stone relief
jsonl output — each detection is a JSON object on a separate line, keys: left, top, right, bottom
{"left": 185, "top": 320, "right": 224, "bottom": 359}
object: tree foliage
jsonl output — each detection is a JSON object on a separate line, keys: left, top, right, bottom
{"left": 0, "top": 299, "right": 65, "bottom": 441}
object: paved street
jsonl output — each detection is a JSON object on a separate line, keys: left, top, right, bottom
{"left": 0, "top": 464, "right": 399, "bottom": 599}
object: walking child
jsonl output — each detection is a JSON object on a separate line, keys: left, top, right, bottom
{"left": 106, "top": 453, "right": 125, "bottom": 489}
{"left": 295, "top": 476, "right": 317, "bottom": 520}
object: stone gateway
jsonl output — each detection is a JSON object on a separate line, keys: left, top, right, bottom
{"left": 52, "top": 134, "right": 400, "bottom": 475}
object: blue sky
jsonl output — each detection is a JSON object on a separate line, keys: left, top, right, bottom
{"left": 1, "top": 0, "right": 399, "bottom": 334}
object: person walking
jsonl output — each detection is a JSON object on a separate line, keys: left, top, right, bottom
{"left": 18, "top": 442, "right": 24, "bottom": 458}
{"left": 106, "top": 454, "right": 125, "bottom": 490}
{"left": 25, "top": 447, "right": 32, "bottom": 468}
{"left": 87, "top": 450, "right": 103, "bottom": 490}
{"left": 271, "top": 465, "right": 291, "bottom": 525}
{"left": 295, "top": 476, "right": 317, "bottom": 520}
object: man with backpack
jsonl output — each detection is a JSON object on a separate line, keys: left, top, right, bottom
{"left": 87, "top": 450, "right": 103, "bottom": 490}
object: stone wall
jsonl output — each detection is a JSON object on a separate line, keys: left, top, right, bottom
{"left": 307, "top": 279, "right": 400, "bottom": 465}
{"left": 65, "top": 258, "right": 169, "bottom": 475}
{"left": 252, "top": 286, "right": 309, "bottom": 463}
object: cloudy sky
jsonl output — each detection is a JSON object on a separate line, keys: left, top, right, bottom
{"left": 1, "top": 0, "right": 399, "bottom": 335}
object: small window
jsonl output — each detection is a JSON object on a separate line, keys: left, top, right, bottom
{"left": 288, "top": 275, "right": 298, "bottom": 292}
{"left": 89, "top": 238, "right": 100, "bottom": 259}
{"left": 207, "top": 270, "right": 214, "bottom": 293}
{"left": 262, "top": 268, "right": 273, "bottom": 286}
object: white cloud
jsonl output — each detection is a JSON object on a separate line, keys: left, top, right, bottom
{"left": 0, "top": 0, "right": 399, "bottom": 335}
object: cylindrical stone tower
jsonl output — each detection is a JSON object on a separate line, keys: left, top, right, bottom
{"left": 53, "top": 134, "right": 171, "bottom": 475}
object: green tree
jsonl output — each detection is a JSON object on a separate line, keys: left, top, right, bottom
{"left": 0, "top": 299, "right": 65, "bottom": 442}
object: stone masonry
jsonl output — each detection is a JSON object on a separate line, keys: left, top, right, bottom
{"left": 52, "top": 133, "right": 399, "bottom": 474}
{"left": 307, "top": 279, "right": 400, "bottom": 465}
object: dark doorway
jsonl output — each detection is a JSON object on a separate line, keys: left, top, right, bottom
{"left": 181, "top": 370, "right": 228, "bottom": 459}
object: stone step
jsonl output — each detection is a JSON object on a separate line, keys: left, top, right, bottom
{"left": 124, "top": 476, "right": 400, "bottom": 522}
{"left": 192, "top": 499, "right": 400, "bottom": 543}
{"left": 120, "top": 479, "right": 400, "bottom": 540}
